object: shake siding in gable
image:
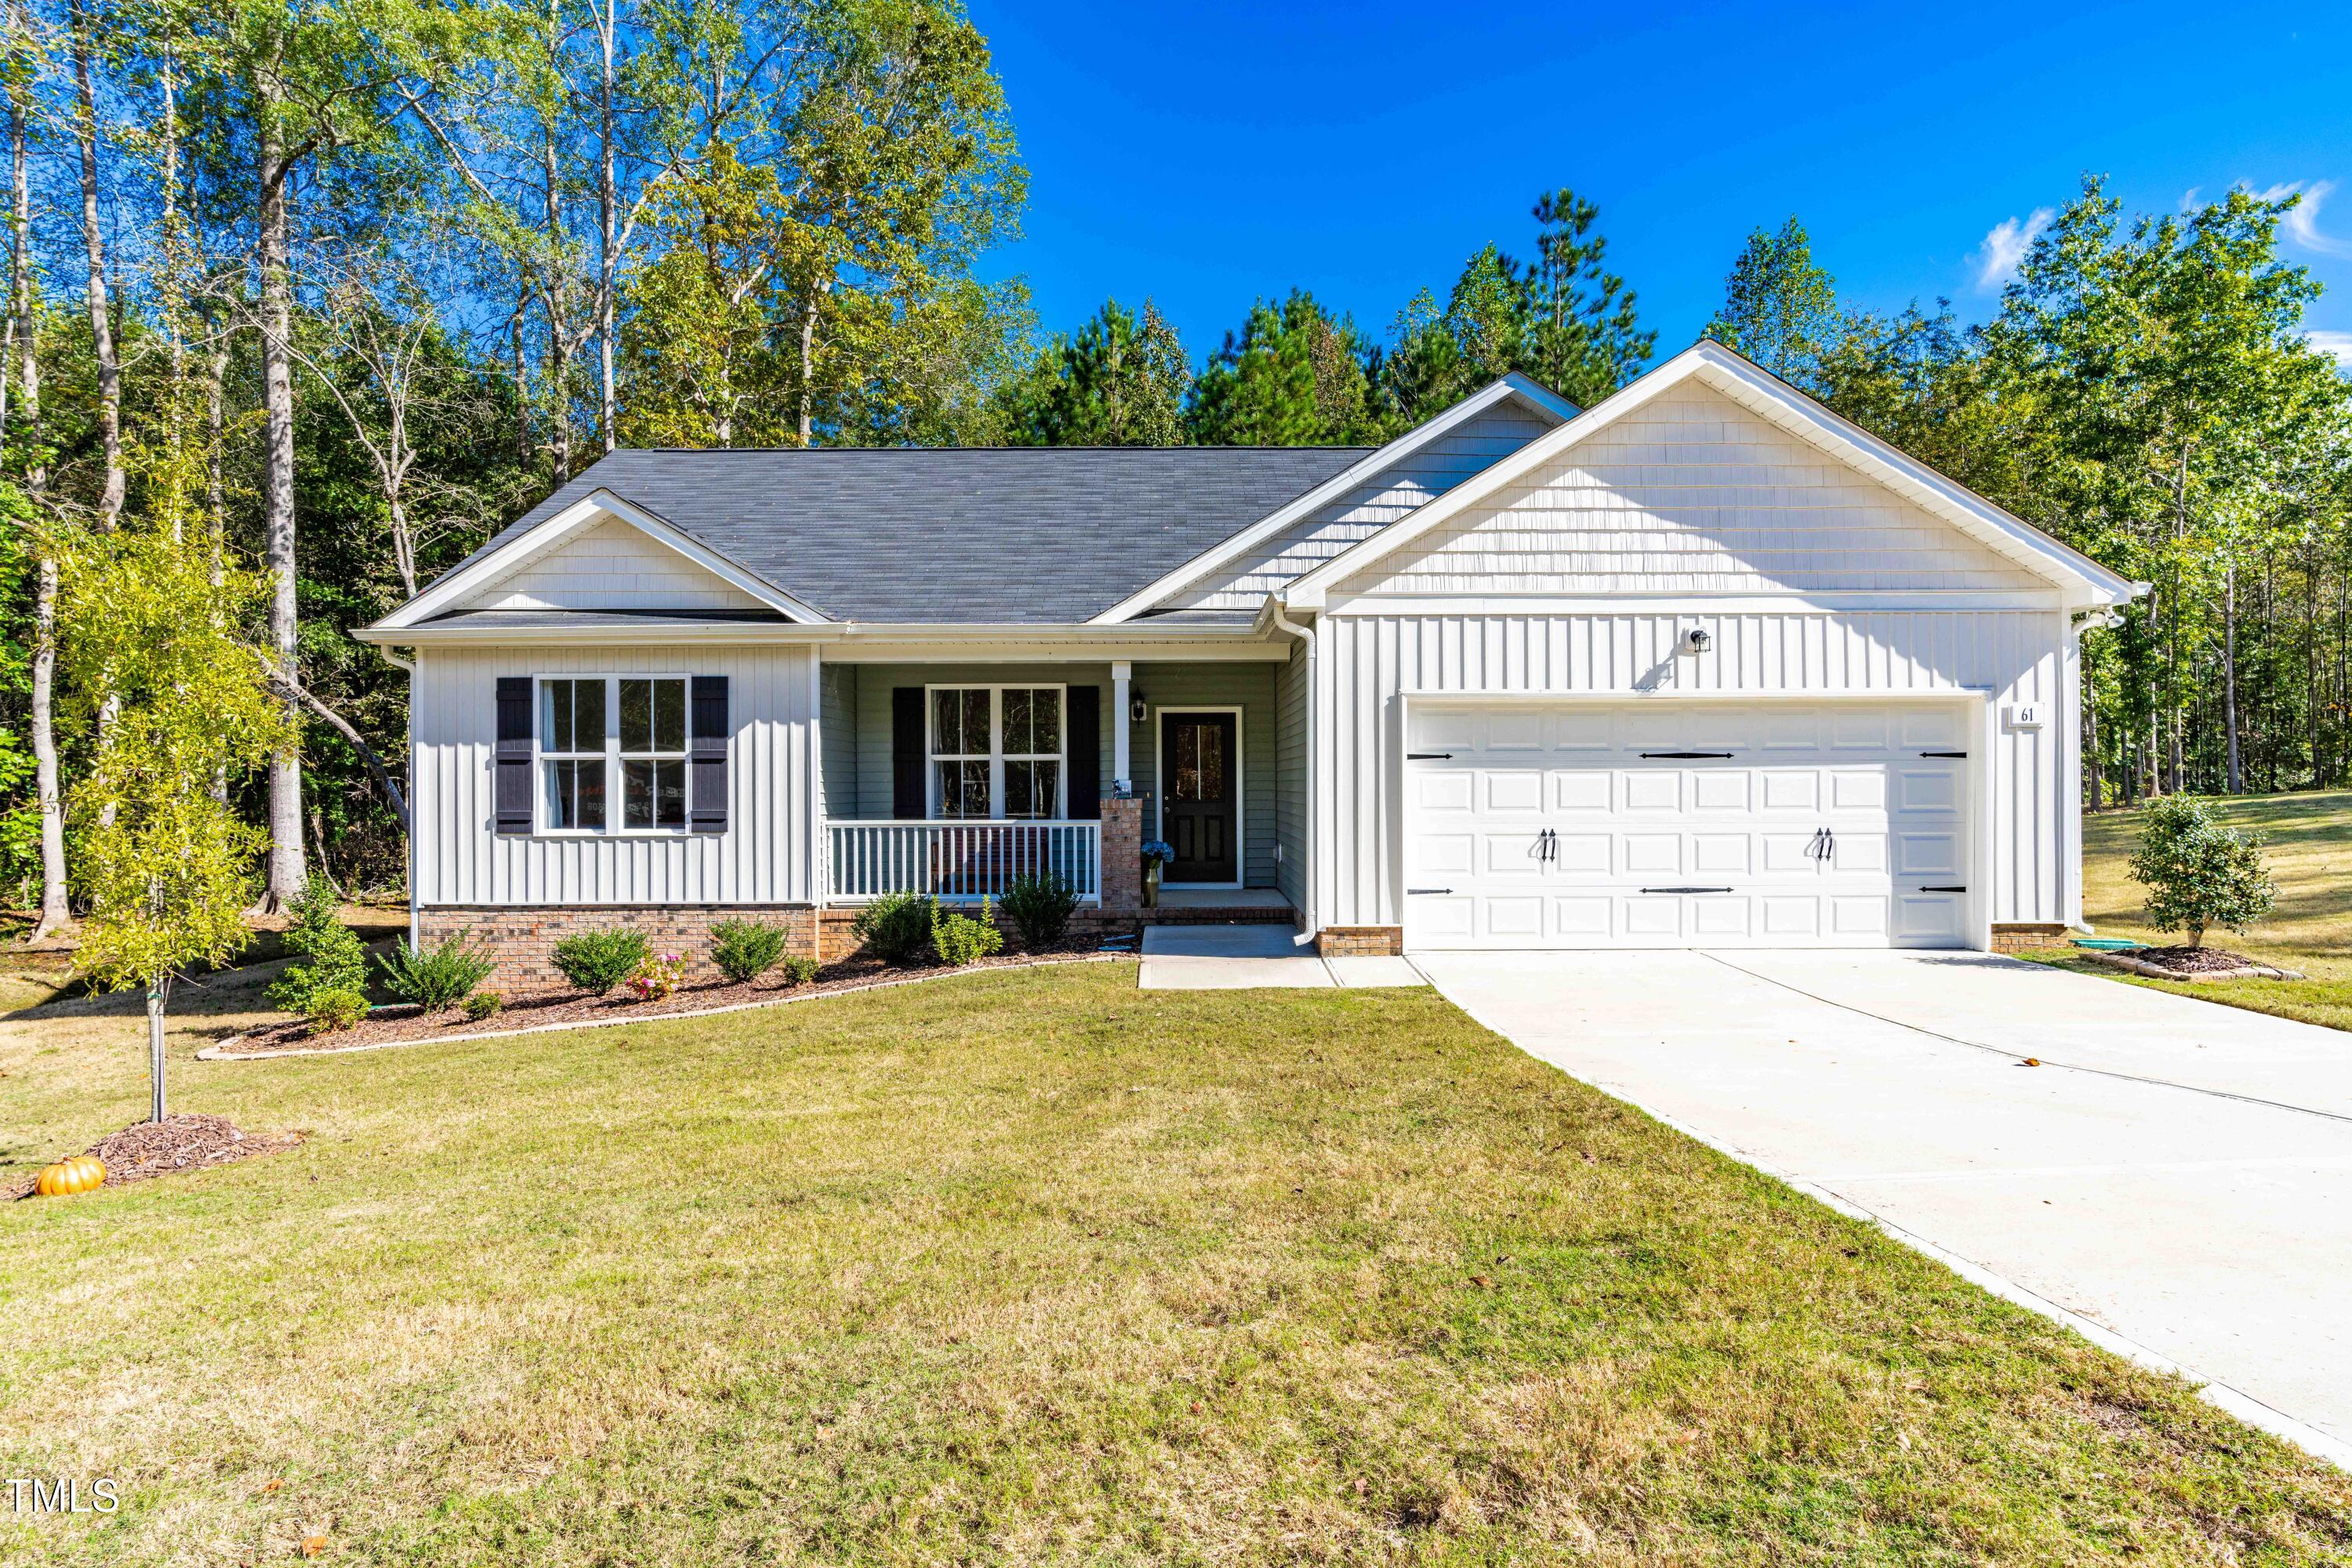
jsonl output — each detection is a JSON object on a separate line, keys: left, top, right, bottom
{"left": 1337, "top": 383, "right": 2046, "bottom": 597}
{"left": 412, "top": 644, "right": 817, "bottom": 906}
{"left": 1163, "top": 403, "right": 1557, "bottom": 611}
{"left": 468, "top": 514, "right": 771, "bottom": 612}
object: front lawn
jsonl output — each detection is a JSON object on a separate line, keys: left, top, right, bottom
{"left": 2026, "top": 789, "right": 2352, "bottom": 1032}
{"left": 2, "top": 963, "right": 2346, "bottom": 1563}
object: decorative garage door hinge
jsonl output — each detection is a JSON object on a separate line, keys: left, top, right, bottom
{"left": 1406, "top": 751, "right": 1452, "bottom": 760}
{"left": 1918, "top": 885, "right": 1968, "bottom": 892}
{"left": 1919, "top": 750, "right": 1968, "bottom": 757}
{"left": 1406, "top": 887, "right": 1453, "bottom": 895}
{"left": 1640, "top": 750, "right": 1734, "bottom": 759}
{"left": 1640, "top": 886, "right": 1734, "bottom": 895}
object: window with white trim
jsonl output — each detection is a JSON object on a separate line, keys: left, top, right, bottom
{"left": 927, "top": 686, "right": 1065, "bottom": 820}
{"left": 538, "top": 675, "right": 689, "bottom": 833}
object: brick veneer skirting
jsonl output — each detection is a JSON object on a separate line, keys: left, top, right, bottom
{"left": 1318, "top": 925, "right": 1403, "bottom": 957}
{"left": 421, "top": 905, "right": 817, "bottom": 989}
{"left": 1990, "top": 922, "right": 2073, "bottom": 953}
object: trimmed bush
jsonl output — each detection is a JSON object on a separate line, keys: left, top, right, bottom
{"left": 553, "top": 929, "right": 649, "bottom": 995}
{"left": 266, "top": 880, "right": 368, "bottom": 1014}
{"left": 780, "top": 955, "right": 820, "bottom": 986}
{"left": 377, "top": 931, "right": 497, "bottom": 1012}
{"left": 852, "top": 891, "right": 935, "bottom": 966}
{"left": 463, "top": 990, "right": 503, "bottom": 1022}
{"left": 931, "top": 898, "right": 1005, "bottom": 967}
{"left": 305, "top": 987, "right": 370, "bottom": 1036}
{"left": 1001, "top": 872, "right": 1079, "bottom": 949}
{"left": 2129, "top": 794, "right": 2275, "bottom": 948}
{"left": 711, "top": 918, "right": 793, "bottom": 984}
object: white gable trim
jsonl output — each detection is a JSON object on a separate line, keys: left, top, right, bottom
{"left": 1087, "top": 373, "right": 1577, "bottom": 625}
{"left": 370, "top": 489, "right": 829, "bottom": 630}
{"left": 1280, "top": 343, "right": 2145, "bottom": 612}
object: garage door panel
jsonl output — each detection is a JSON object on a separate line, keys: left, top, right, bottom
{"left": 1621, "top": 771, "right": 1682, "bottom": 812}
{"left": 1552, "top": 771, "right": 1612, "bottom": 813}
{"left": 1690, "top": 771, "right": 1751, "bottom": 813}
{"left": 1404, "top": 700, "right": 1973, "bottom": 952}
{"left": 1620, "top": 833, "right": 1682, "bottom": 875}
{"left": 1690, "top": 833, "right": 1750, "bottom": 874}
{"left": 1896, "top": 832, "right": 1960, "bottom": 877}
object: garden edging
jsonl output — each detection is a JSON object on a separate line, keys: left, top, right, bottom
{"left": 197, "top": 953, "right": 1128, "bottom": 1061}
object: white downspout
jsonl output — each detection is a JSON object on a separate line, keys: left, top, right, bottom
{"left": 379, "top": 647, "right": 419, "bottom": 953}
{"left": 1268, "top": 601, "right": 1316, "bottom": 942}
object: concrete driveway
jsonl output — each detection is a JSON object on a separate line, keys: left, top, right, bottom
{"left": 1416, "top": 949, "right": 2352, "bottom": 1467}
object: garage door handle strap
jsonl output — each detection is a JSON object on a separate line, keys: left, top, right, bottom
{"left": 1641, "top": 886, "right": 1733, "bottom": 895}
{"left": 1639, "top": 750, "right": 1733, "bottom": 759}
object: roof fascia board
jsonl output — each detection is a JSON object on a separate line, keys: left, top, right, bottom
{"left": 1283, "top": 343, "right": 2140, "bottom": 611}
{"left": 1087, "top": 376, "right": 1573, "bottom": 626}
{"left": 355, "top": 620, "right": 1288, "bottom": 656}
{"left": 368, "top": 489, "right": 828, "bottom": 632}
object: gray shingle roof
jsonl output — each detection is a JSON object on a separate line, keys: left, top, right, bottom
{"left": 448, "top": 446, "right": 1372, "bottom": 624}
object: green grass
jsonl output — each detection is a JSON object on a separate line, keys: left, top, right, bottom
{"left": 2, "top": 960, "right": 2347, "bottom": 1563}
{"left": 2024, "top": 789, "right": 2352, "bottom": 1032}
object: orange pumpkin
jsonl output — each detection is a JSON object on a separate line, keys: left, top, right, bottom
{"left": 34, "top": 1155, "right": 105, "bottom": 1197}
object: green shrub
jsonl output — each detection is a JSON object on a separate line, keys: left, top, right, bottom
{"left": 305, "top": 987, "right": 370, "bottom": 1036}
{"left": 710, "top": 918, "right": 793, "bottom": 984}
{"left": 552, "top": 928, "right": 649, "bottom": 994}
{"left": 2129, "top": 795, "right": 2275, "bottom": 948}
{"left": 1000, "top": 872, "right": 1079, "bottom": 949}
{"left": 463, "top": 990, "right": 503, "bottom": 1022}
{"left": 851, "top": 891, "right": 935, "bottom": 965}
{"left": 377, "top": 931, "right": 498, "bottom": 1012}
{"left": 266, "top": 880, "right": 368, "bottom": 1014}
{"left": 781, "top": 955, "right": 820, "bottom": 985}
{"left": 931, "top": 898, "right": 1004, "bottom": 967}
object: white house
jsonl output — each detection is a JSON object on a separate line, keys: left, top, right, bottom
{"left": 356, "top": 342, "right": 2143, "bottom": 980}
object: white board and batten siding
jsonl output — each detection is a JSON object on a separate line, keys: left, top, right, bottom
{"left": 1309, "top": 380, "right": 2082, "bottom": 945}
{"left": 412, "top": 644, "right": 818, "bottom": 906}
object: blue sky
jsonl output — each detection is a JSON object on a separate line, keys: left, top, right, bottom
{"left": 966, "top": 0, "right": 2352, "bottom": 368}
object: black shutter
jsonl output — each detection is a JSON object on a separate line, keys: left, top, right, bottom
{"left": 891, "top": 688, "right": 926, "bottom": 818}
{"left": 689, "top": 676, "right": 729, "bottom": 833}
{"left": 1065, "top": 685, "right": 1099, "bottom": 820}
{"left": 494, "top": 677, "right": 533, "bottom": 835}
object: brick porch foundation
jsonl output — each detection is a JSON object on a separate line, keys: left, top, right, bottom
{"left": 1318, "top": 925, "right": 1403, "bottom": 957}
{"left": 1990, "top": 922, "right": 2073, "bottom": 953}
{"left": 419, "top": 905, "right": 818, "bottom": 989}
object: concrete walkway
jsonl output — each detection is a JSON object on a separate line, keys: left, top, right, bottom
{"left": 1137, "top": 924, "right": 1422, "bottom": 990}
{"left": 1417, "top": 949, "right": 2352, "bottom": 1468}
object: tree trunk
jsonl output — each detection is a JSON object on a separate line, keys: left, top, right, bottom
{"left": 13, "top": 74, "right": 66, "bottom": 943}
{"left": 68, "top": 0, "right": 122, "bottom": 526}
{"left": 597, "top": 0, "right": 616, "bottom": 455}
{"left": 511, "top": 290, "right": 532, "bottom": 466}
{"left": 797, "top": 275, "right": 830, "bottom": 446}
{"left": 257, "top": 64, "right": 307, "bottom": 909}
{"left": 147, "top": 980, "right": 167, "bottom": 1123}
{"left": 2222, "top": 562, "right": 2243, "bottom": 794}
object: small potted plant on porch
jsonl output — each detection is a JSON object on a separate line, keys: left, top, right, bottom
{"left": 1140, "top": 840, "right": 1174, "bottom": 909}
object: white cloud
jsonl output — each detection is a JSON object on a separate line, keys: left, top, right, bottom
{"left": 2244, "top": 180, "right": 2352, "bottom": 256}
{"left": 1972, "top": 207, "right": 2054, "bottom": 292}
{"left": 2307, "top": 330, "right": 2352, "bottom": 367}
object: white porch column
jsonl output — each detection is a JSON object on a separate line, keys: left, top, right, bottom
{"left": 1111, "top": 659, "right": 1132, "bottom": 795}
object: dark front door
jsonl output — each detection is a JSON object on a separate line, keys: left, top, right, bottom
{"left": 1160, "top": 711, "right": 1237, "bottom": 884}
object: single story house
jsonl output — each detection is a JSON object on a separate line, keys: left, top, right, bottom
{"left": 356, "top": 342, "right": 2143, "bottom": 979}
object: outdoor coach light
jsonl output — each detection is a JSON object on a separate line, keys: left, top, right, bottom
{"left": 1131, "top": 692, "right": 1148, "bottom": 723}
{"left": 1682, "top": 628, "right": 1711, "bottom": 656}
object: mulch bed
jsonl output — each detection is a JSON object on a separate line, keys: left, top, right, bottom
{"left": 7, "top": 1113, "right": 303, "bottom": 1200}
{"left": 2087, "top": 945, "right": 2303, "bottom": 982}
{"left": 208, "top": 945, "right": 1120, "bottom": 1058}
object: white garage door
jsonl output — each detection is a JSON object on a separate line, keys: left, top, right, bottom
{"left": 1404, "top": 700, "right": 1974, "bottom": 950}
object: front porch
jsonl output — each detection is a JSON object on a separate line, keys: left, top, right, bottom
{"left": 814, "top": 654, "right": 1307, "bottom": 924}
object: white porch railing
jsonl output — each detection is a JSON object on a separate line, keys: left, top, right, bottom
{"left": 826, "top": 819, "right": 1102, "bottom": 903}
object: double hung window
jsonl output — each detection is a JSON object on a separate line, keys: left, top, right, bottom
{"left": 539, "top": 676, "right": 689, "bottom": 833}
{"left": 927, "top": 686, "right": 1065, "bottom": 820}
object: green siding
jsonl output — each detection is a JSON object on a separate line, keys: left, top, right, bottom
{"left": 826, "top": 659, "right": 1282, "bottom": 891}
